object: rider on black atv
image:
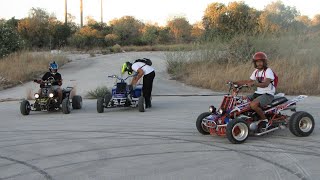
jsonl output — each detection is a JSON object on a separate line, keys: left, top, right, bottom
{"left": 35, "top": 61, "right": 63, "bottom": 103}
{"left": 235, "top": 52, "right": 276, "bottom": 127}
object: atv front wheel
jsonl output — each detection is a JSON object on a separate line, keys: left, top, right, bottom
{"left": 289, "top": 111, "right": 314, "bottom": 137}
{"left": 138, "top": 96, "right": 145, "bottom": 112}
{"left": 62, "top": 98, "right": 71, "bottom": 114}
{"left": 97, "top": 98, "right": 104, "bottom": 113}
{"left": 20, "top": 100, "right": 31, "bottom": 115}
{"left": 72, "top": 95, "right": 82, "bottom": 109}
{"left": 226, "top": 119, "right": 249, "bottom": 144}
{"left": 196, "top": 112, "right": 211, "bottom": 135}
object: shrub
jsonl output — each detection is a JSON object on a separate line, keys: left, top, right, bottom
{"left": 0, "top": 24, "right": 23, "bottom": 57}
{"left": 86, "top": 86, "right": 111, "bottom": 99}
{"left": 110, "top": 44, "right": 122, "bottom": 53}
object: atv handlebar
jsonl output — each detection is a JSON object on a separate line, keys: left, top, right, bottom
{"left": 108, "top": 74, "right": 136, "bottom": 81}
{"left": 227, "top": 81, "right": 248, "bottom": 91}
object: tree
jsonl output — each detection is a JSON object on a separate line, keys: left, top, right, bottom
{"left": 191, "top": 22, "right": 205, "bottom": 41}
{"left": 18, "top": 8, "right": 52, "bottom": 48}
{"left": 312, "top": 14, "right": 320, "bottom": 27}
{"left": 167, "top": 17, "right": 192, "bottom": 43}
{"left": 203, "top": 2, "right": 259, "bottom": 39}
{"left": 0, "top": 24, "right": 23, "bottom": 57}
{"left": 105, "top": 34, "right": 120, "bottom": 46}
{"left": 157, "top": 27, "right": 173, "bottom": 44}
{"left": 110, "top": 16, "right": 144, "bottom": 45}
{"left": 258, "top": 1, "right": 299, "bottom": 33}
{"left": 69, "top": 26, "right": 104, "bottom": 48}
{"left": 51, "top": 23, "right": 72, "bottom": 48}
{"left": 141, "top": 24, "right": 159, "bottom": 45}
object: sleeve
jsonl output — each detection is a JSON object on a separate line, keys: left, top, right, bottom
{"left": 56, "top": 73, "right": 62, "bottom": 81}
{"left": 131, "top": 63, "right": 139, "bottom": 72}
{"left": 250, "top": 70, "right": 257, "bottom": 80}
{"left": 265, "top": 68, "right": 275, "bottom": 80}
{"left": 42, "top": 72, "right": 49, "bottom": 81}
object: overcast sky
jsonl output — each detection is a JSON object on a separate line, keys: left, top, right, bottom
{"left": 0, "top": 0, "right": 319, "bottom": 25}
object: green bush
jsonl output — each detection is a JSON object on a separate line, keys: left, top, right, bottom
{"left": 86, "top": 86, "right": 111, "bottom": 99}
{"left": 110, "top": 44, "right": 122, "bottom": 53}
{"left": 0, "top": 24, "right": 23, "bottom": 57}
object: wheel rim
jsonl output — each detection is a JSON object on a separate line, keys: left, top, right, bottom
{"left": 232, "top": 122, "right": 248, "bottom": 141}
{"left": 299, "top": 117, "right": 313, "bottom": 133}
{"left": 201, "top": 118, "right": 209, "bottom": 132}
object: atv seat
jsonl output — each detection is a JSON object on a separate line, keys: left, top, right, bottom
{"left": 265, "top": 97, "right": 288, "bottom": 109}
{"left": 63, "top": 88, "right": 72, "bottom": 93}
{"left": 116, "top": 83, "right": 127, "bottom": 94}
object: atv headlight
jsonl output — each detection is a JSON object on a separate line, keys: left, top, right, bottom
{"left": 34, "top": 93, "right": 40, "bottom": 99}
{"left": 209, "top": 106, "right": 216, "bottom": 113}
{"left": 218, "top": 109, "right": 224, "bottom": 115}
{"left": 49, "top": 93, "right": 54, "bottom": 98}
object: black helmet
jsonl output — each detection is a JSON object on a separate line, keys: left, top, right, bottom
{"left": 49, "top": 61, "right": 58, "bottom": 74}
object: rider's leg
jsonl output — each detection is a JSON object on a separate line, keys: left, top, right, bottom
{"left": 57, "top": 87, "right": 63, "bottom": 104}
{"left": 142, "top": 71, "right": 155, "bottom": 108}
{"left": 250, "top": 100, "right": 267, "bottom": 120}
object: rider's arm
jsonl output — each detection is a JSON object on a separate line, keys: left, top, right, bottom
{"left": 131, "top": 69, "right": 144, "bottom": 85}
{"left": 41, "top": 72, "right": 50, "bottom": 81}
{"left": 57, "top": 74, "right": 63, "bottom": 86}
{"left": 254, "top": 78, "right": 271, "bottom": 88}
{"left": 235, "top": 80, "right": 254, "bottom": 86}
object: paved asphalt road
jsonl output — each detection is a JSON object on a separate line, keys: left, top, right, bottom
{"left": 0, "top": 52, "right": 319, "bottom": 180}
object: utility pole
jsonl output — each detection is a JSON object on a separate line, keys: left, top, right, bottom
{"left": 80, "top": 0, "right": 83, "bottom": 27}
{"left": 101, "top": 0, "right": 103, "bottom": 24}
{"left": 65, "top": 0, "right": 67, "bottom": 25}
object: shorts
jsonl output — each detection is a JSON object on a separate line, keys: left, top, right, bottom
{"left": 52, "top": 85, "right": 61, "bottom": 91}
{"left": 247, "top": 93, "right": 274, "bottom": 107}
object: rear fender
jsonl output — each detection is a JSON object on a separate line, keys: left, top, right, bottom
{"left": 265, "top": 95, "right": 308, "bottom": 113}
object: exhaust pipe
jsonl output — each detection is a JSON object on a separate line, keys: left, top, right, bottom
{"left": 254, "top": 127, "right": 280, "bottom": 136}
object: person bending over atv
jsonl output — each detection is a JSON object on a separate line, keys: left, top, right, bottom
{"left": 234, "top": 52, "right": 278, "bottom": 128}
{"left": 122, "top": 59, "right": 155, "bottom": 108}
{"left": 35, "top": 61, "right": 63, "bottom": 103}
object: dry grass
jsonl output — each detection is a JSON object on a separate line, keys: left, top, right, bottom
{"left": 121, "top": 44, "right": 197, "bottom": 52}
{"left": 0, "top": 51, "right": 69, "bottom": 88}
{"left": 166, "top": 35, "right": 320, "bottom": 95}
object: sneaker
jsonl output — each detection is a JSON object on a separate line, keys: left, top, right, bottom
{"left": 261, "top": 119, "right": 270, "bottom": 129}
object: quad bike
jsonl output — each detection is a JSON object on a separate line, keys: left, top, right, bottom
{"left": 97, "top": 74, "right": 145, "bottom": 113}
{"left": 196, "top": 82, "right": 315, "bottom": 144}
{"left": 20, "top": 77, "right": 82, "bottom": 115}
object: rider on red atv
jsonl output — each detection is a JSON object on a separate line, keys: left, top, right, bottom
{"left": 235, "top": 52, "right": 276, "bottom": 127}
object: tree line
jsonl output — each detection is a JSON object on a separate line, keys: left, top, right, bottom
{"left": 1, "top": 0, "right": 320, "bottom": 57}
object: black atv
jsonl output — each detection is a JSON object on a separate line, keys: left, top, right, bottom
{"left": 20, "top": 77, "right": 82, "bottom": 115}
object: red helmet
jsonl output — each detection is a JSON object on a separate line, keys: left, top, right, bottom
{"left": 253, "top": 52, "right": 267, "bottom": 61}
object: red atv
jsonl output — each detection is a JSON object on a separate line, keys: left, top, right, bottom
{"left": 196, "top": 82, "right": 315, "bottom": 144}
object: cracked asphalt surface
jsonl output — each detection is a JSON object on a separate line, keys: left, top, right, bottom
{"left": 0, "top": 52, "right": 319, "bottom": 180}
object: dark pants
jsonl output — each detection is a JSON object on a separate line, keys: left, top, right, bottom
{"left": 143, "top": 71, "right": 155, "bottom": 108}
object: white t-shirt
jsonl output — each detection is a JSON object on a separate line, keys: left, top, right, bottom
{"left": 250, "top": 68, "right": 275, "bottom": 95}
{"left": 132, "top": 62, "right": 154, "bottom": 75}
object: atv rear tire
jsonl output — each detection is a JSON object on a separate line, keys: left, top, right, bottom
{"left": 97, "top": 98, "right": 104, "bottom": 113}
{"left": 72, "top": 95, "right": 82, "bottom": 109}
{"left": 62, "top": 98, "right": 71, "bottom": 114}
{"left": 138, "top": 96, "right": 145, "bottom": 112}
{"left": 20, "top": 100, "right": 31, "bottom": 115}
{"left": 196, "top": 112, "right": 211, "bottom": 135}
{"left": 226, "top": 119, "right": 249, "bottom": 144}
{"left": 289, "top": 111, "right": 314, "bottom": 137}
